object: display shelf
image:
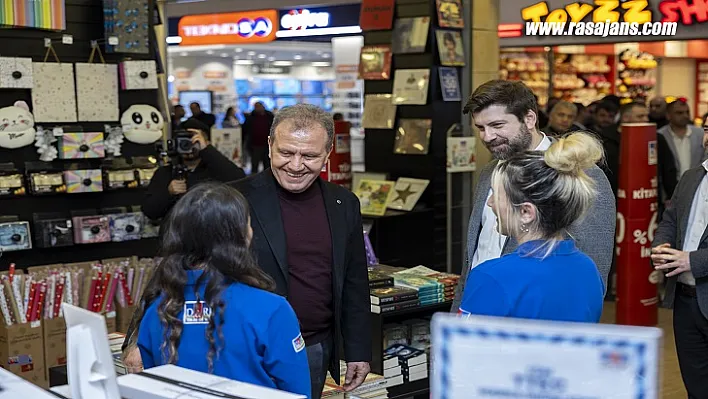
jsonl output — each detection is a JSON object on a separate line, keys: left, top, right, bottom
{"left": 696, "top": 61, "right": 708, "bottom": 119}
{"left": 499, "top": 51, "right": 549, "bottom": 108}
{"left": 388, "top": 378, "right": 430, "bottom": 399}
{"left": 615, "top": 49, "right": 657, "bottom": 104}
{"left": 553, "top": 54, "right": 613, "bottom": 104}
{"left": 365, "top": 208, "right": 435, "bottom": 267}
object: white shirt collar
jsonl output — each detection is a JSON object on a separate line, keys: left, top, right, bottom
{"left": 702, "top": 159, "right": 708, "bottom": 172}
{"left": 670, "top": 126, "right": 693, "bottom": 138}
{"left": 535, "top": 133, "right": 552, "bottom": 151}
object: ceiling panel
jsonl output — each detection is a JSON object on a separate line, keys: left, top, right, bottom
{"left": 165, "top": 0, "right": 361, "bottom": 18}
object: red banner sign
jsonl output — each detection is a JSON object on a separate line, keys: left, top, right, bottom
{"left": 615, "top": 123, "right": 660, "bottom": 326}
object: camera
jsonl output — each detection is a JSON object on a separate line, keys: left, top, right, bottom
{"left": 175, "top": 130, "right": 196, "bottom": 154}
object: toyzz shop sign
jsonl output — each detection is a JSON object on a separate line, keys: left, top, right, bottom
{"left": 498, "top": 0, "right": 708, "bottom": 47}
{"left": 178, "top": 10, "right": 279, "bottom": 45}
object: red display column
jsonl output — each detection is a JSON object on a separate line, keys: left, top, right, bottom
{"left": 615, "top": 123, "right": 660, "bottom": 326}
{"left": 319, "top": 121, "right": 353, "bottom": 189}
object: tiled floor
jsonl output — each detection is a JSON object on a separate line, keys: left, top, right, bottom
{"left": 600, "top": 302, "right": 685, "bottom": 398}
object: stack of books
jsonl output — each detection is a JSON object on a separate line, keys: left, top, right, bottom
{"left": 367, "top": 265, "right": 460, "bottom": 314}
{"left": 370, "top": 286, "right": 419, "bottom": 314}
{"left": 384, "top": 344, "right": 428, "bottom": 383}
{"left": 108, "top": 332, "right": 127, "bottom": 375}
{"left": 393, "top": 265, "right": 460, "bottom": 303}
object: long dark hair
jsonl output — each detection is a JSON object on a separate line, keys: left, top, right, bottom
{"left": 137, "top": 182, "right": 274, "bottom": 371}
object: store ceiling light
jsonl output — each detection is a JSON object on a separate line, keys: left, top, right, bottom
{"left": 235, "top": 48, "right": 243, "bottom": 53}
{"left": 312, "top": 62, "right": 331, "bottom": 67}
{"left": 268, "top": 56, "right": 276, "bottom": 62}
{"left": 166, "top": 36, "right": 182, "bottom": 44}
{"left": 273, "top": 61, "right": 293, "bottom": 66}
{"left": 235, "top": 60, "right": 254, "bottom": 65}
{"left": 247, "top": 51, "right": 256, "bottom": 56}
{"left": 180, "top": 52, "right": 188, "bottom": 57}
{"left": 294, "top": 55, "right": 302, "bottom": 60}
{"left": 258, "top": 54, "right": 267, "bottom": 59}
{"left": 275, "top": 26, "right": 362, "bottom": 38}
{"left": 167, "top": 75, "right": 175, "bottom": 82}
{"left": 220, "top": 53, "right": 228, "bottom": 58}
{"left": 206, "top": 50, "right": 214, "bottom": 55}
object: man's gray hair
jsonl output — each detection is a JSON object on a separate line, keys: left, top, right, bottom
{"left": 269, "top": 104, "right": 335, "bottom": 149}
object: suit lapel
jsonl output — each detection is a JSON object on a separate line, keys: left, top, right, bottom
{"left": 319, "top": 180, "right": 346, "bottom": 293}
{"left": 678, "top": 168, "right": 706, "bottom": 243}
{"left": 249, "top": 171, "right": 289, "bottom": 279}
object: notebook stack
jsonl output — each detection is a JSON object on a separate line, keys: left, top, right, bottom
{"left": 370, "top": 286, "right": 419, "bottom": 314}
{"left": 383, "top": 344, "right": 428, "bottom": 384}
{"left": 393, "top": 265, "right": 460, "bottom": 303}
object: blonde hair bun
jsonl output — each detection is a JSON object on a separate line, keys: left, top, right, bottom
{"left": 544, "top": 132, "right": 604, "bottom": 174}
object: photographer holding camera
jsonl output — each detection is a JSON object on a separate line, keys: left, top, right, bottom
{"left": 142, "top": 119, "right": 246, "bottom": 220}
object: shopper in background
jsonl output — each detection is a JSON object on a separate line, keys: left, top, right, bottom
{"left": 232, "top": 104, "right": 371, "bottom": 398}
{"left": 189, "top": 102, "right": 216, "bottom": 131}
{"left": 459, "top": 133, "right": 605, "bottom": 322}
{"left": 451, "top": 79, "right": 615, "bottom": 314}
{"left": 651, "top": 114, "right": 708, "bottom": 398}
{"left": 573, "top": 102, "right": 590, "bottom": 130}
{"left": 589, "top": 100, "right": 618, "bottom": 133}
{"left": 649, "top": 97, "right": 669, "bottom": 129}
{"left": 222, "top": 106, "right": 240, "bottom": 128}
{"left": 333, "top": 112, "right": 344, "bottom": 121}
{"left": 136, "top": 183, "right": 311, "bottom": 398}
{"left": 242, "top": 101, "right": 275, "bottom": 174}
{"left": 141, "top": 119, "right": 246, "bottom": 220}
{"left": 171, "top": 104, "right": 185, "bottom": 132}
{"left": 543, "top": 100, "right": 578, "bottom": 136}
{"left": 659, "top": 99, "right": 704, "bottom": 180}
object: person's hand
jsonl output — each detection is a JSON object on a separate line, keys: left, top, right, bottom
{"left": 122, "top": 344, "right": 143, "bottom": 374}
{"left": 189, "top": 128, "right": 209, "bottom": 152}
{"left": 168, "top": 179, "right": 187, "bottom": 195}
{"left": 652, "top": 245, "right": 691, "bottom": 277}
{"left": 343, "top": 361, "right": 370, "bottom": 391}
{"left": 650, "top": 243, "right": 671, "bottom": 265}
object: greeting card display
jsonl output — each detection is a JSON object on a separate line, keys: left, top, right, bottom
{"left": 362, "top": 94, "right": 397, "bottom": 129}
{"left": 29, "top": 171, "right": 66, "bottom": 194}
{"left": 72, "top": 215, "right": 110, "bottom": 244}
{"left": 103, "top": 0, "right": 150, "bottom": 54}
{"left": 75, "top": 63, "right": 120, "bottom": 122}
{"left": 392, "top": 69, "right": 430, "bottom": 105}
{"left": 58, "top": 132, "right": 106, "bottom": 159}
{"left": 436, "top": 0, "right": 464, "bottom": 28}
{"left": 108, "top": 213, "right": 143, "bottom": 242}
{"left": 0, "top": 221, "right": 31, "bottom": 252}
{"left": 439, "top": 67, "right": 462, "bottom": 102}
{"left": 0, "top": 57, "right": 33, "bottom": 88}
{"left": 359, "top": 45, "right": 392, "bottom": 80}
{"left": 388, "top": 178, "right": 430, "bottom": 211}
{"left": 34, "top": 218, "right": 74, "bottom": 248}
{"left": 447, "top": 136, "right": 476, "bottom": 172}
{"left": 120, "top": 60, "right": 158, "bottom": 90}
{"left": 354, "top": 179, "right": 396, "bottom": 217}
{"left": 392, "top": 17, "right": 430, "bottom": 54}
{"left": 31, "top": 62, "right": 77, "bottom": 123}
{"left": 394, "top": 119, "right": 432, "bottom": 155}
{"left": 64, "top": 170, "right": 104, "bottom": 193}
{"left": 436, "top": 30, "right": 465, "bottom": 66}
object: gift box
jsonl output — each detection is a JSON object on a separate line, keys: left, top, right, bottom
{"left": 58, "top": 132, "right": 105, "bottom": 159}
{"left": 108, "top": 213, "right": 143, "bottom": 242}
{"left": 0, "top": 57, "right": 33, "bottom": 89}
{"left": 71, "top": 215, "right": 110, "bottom": 244}
{"left": 64, "top": 170, "right": 103, "bottom": 193}
{"left": 0, "top": 221, "right": 32, "bottom": 252}
{"left": 120, "top": 60, "right": 158, "bottom": 90}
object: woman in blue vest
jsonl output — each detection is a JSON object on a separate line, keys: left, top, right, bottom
{"left": 459, "top": 132, "right": 605, "bottom": 323}
{"left": 136, "top": 182, "right": 311, "bottom": 398}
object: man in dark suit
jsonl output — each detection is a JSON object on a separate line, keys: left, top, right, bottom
{"left": 231, "top": 104, "right": 371, "bottom": 398}
{"left": 651, "top": 115, "right": 708, "bottom": 399}
{"left": 451, "top": 80, "right": 616, "bottom": 313}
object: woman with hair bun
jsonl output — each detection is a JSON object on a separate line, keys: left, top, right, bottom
{"left": 458, "top": 132, "right": 606, "bottom": 323}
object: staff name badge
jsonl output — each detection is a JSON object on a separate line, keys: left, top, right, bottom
{"left": 183, "top": 301, "right": 212, "bottom": 324}
{"left": 430, "top": 313, "right": 662, "bottom": 399}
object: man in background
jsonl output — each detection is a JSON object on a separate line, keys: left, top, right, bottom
{"left": 649, "top": 97, "right": 669, "bottom": 129}
{"left": 142, "top": 119, "right": 245, "bottom": 220}
{"left": 590, "top": 101, "right": 619, "bottom": 133}
{"left": 243, "top": 102, "right": 275, "bottom": 174}
{"left": 188, "top": 102, "right": 216, "bottom": 135}
{"left": 574, "top": 102, "right": 590, "bottom": 130}
{"left": 171, "top": 105, "right": 185, "bottom": 132}
{"left": 659, "top": 100, "right": 704, "bottom": 181}
{"left": 543, "top": 100, "right": 578, "bottom": 136}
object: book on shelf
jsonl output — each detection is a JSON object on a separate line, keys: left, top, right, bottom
{"left": 368, "top": 270, "right": 394, "bottom": 289}
{"left": 371, "top": 299, "right": 420, "bottom": 314}
{"left": 370, "top": 286, "right": 418, "bottom": 305}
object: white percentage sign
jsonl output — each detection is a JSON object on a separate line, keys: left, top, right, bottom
{"left": 633, "top": 229, "right": 648, "bottom": 245}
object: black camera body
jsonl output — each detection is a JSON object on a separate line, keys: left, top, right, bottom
{"left": 175, "top": 131, "right": 195, "bottom": 155}
{"left": 154, "top": 130, "right": 199, "bottom": 179}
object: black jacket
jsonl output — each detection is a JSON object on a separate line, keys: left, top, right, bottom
{"left": 141, "top": 145, "right": 246, "bottom": 220}
{"left": 230, "top": 170, "right": 372, "bottom": 382}
{"left": 242, "top": 111, "right": 275, "bottom": 149}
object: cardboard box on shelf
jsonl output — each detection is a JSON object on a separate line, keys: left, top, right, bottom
{"left": 42, "top": 316, "right": 66, "bottom": 382}
{"left": 0, "top": 320, "right": 47, "bottom": 388}
{"left": 116, "top": 304, "right": 137, "bottom": 334}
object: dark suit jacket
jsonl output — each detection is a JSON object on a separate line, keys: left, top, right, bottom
{"left": 652, "top": 165, "right": 708, "bottom": 320}
{"left": 230, "top": 170, "right": 372, "bottom": 382}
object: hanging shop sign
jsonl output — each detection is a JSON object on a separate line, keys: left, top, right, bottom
{"left": 498, "top": 0, "right": 708, "bottom": 47}
{"left": 177, "top": 10, "right": 279, "bottom": 45}
{"left": 276, "top": 5, "right": 361, "bottom": 38}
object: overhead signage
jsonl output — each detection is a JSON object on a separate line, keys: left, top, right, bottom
{"left": 499, "top": 0, "right": 708, "bottom": 47}
{"left": 280, "top": 9, "right": 331, "bottom": 30}
{"left": 177, "top": 10, "right": 279, "bottom": 45}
